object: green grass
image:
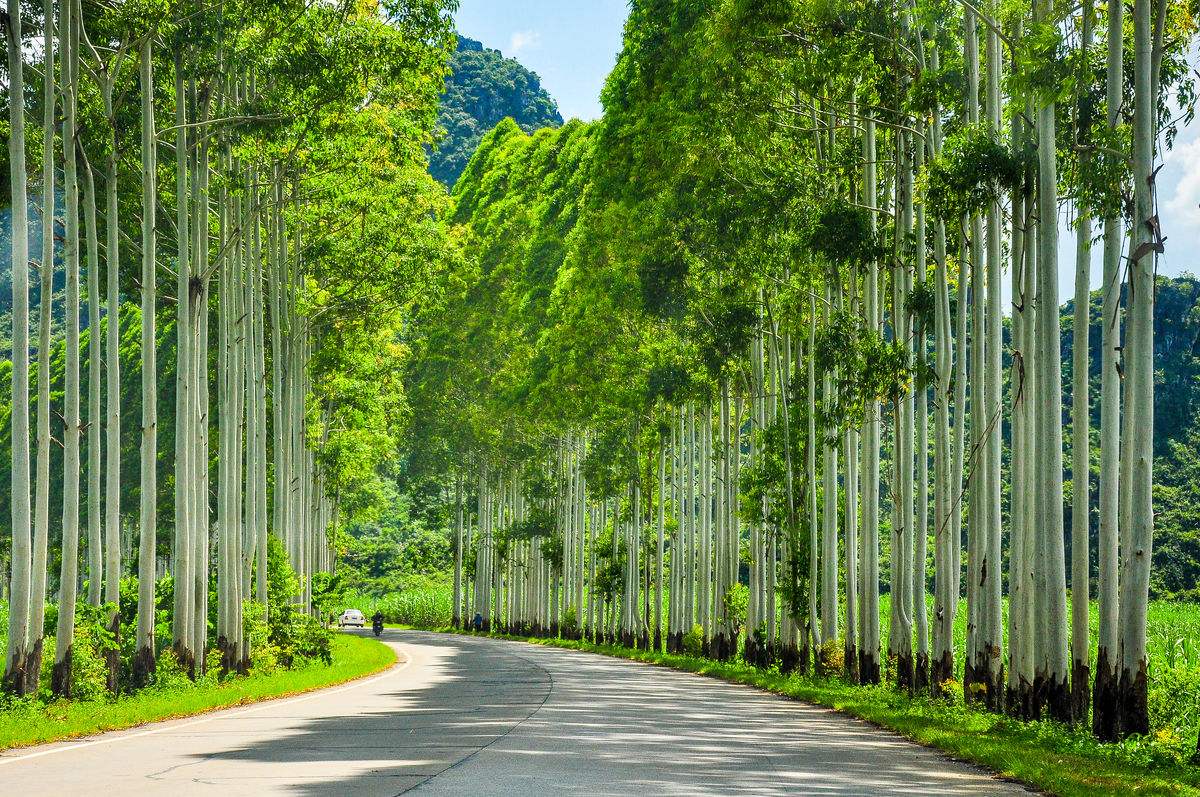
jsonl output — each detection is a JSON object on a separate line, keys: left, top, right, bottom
{"left": 440, "top": 628, "right": 1200, "bottom": 797}
{"left": 0, "top": 632, "right": 396, "bottom": 751}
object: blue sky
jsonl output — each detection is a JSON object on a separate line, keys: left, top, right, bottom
{"left": 452, "top": 1, "right": 628, "bottom": 122}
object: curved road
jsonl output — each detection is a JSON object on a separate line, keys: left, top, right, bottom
{"left": 1, "top": 631, "right": 1031, "bottom": 795}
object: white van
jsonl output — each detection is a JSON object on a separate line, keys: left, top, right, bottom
{"left": 338, "top": 609, "right": 365, "bottom": 628}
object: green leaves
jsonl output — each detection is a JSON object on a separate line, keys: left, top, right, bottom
{"left": 924, "top": 123, "right": 1022, "bottom": 220}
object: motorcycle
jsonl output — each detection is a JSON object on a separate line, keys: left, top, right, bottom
{"left": 372, "top": 618, "right": 384, "bottom": 637}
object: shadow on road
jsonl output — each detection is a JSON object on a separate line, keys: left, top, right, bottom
{"left": 190, "top": 631, "right": 1028, "bottom": 796}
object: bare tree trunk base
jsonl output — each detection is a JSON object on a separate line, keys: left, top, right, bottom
{"left": 859, "top": 652, "right": 881, "bottom": 685}
{"left": 105, "top": 615, "right": 121, "bottom": 693}
{"left": 971, "top": 654, "right": 1004, "bottom": 711}
{"left": 744, "top": 636, "right": 759, "bottom": 667}
{"left": 653, "top": 630, "right": 662, "bottom": 652}
{"left": 1005, "top": 677, "right": 1035, "bottom": 720}
{"left": 914, "top": 651, "right": 929, "bottom": 693}
{"left": 51, "top": 648, "right": 73, "bottom": 698}
{"left": 931, "top": 650, "right": 953, "bottom": 694}
{"left": 781, "top": 642, "right": 800, "bottom": 674}
{"left": 844, "top": 642, "right": 860, "bottom": 683}
{"left": 963, "top": 659, "right": 977, "bottom": 704}
{"left": 174, "top": 643, "right": 196, "bottom": 681}
{"left": 132, "top": 645, "right": 156, "bottom": 687}
{"left": 1034, "top": 671, "right": 1073, "bottom": 723}
{"left": 25, "top": 638, "right": 44, "bottom": 694}
{"left": 1071, "top": 660, "right": 1090, "bottom": 725}
{"left": 218, "top": 635, "right": 238, "bottom": 676}
{"left": 1092, "top": 650, "right": 1119, "bottom": 740}
{"left": 4, "top": 654, "right": 29, "bottom": 697}
{"left": 1116, "top": 661, "right": 1149, "bottom": 737}
{"left": 896, "top": 652, "right": 915, "bottom": 694}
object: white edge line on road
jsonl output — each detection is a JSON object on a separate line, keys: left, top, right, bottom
{"left": 0, "top": 643, "right": 412, "bottom": 766}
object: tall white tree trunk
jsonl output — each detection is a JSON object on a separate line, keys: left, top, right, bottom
{"left": 172, "top": 53, "right": 195, "bottom": 673}
{"left": 860, "top": 116, "right": 882, "bottom": 685}
{"left": 84, "top": 152, "right": 103, "bottom": 609}
{"left": 1034, "top": 0, "right": 1070, "bottom": 719}
{"left": 133, "top": 38, "right": 160, "bottom": 685}
{"left": 913, "top": 137, "right": 930, "bottom": 693}
{"left": 1117, "top": 0, "right": 1158, "bottom": 736}
{"left": 102, "top": 75, "right": 122, "bottom": 690}
{"left": 53, "top": 0, "right": 82, "bottom": 696}
{"left": 27, "top": 0, "right": 57, "bottom": 694}
{"left": 979, "top": 15, "right": 1005, "bottom": 710}
{"left": 1093, "top": 0, "right": 1123, "bottom": 740}
{"left": 1070, "top": 0, "right": 1095, "bottom": 725}
{"left": 820, "top": 283, "right": 838, "bottom": 652}
{"left": 4, "top": 0, "right": 33, "bottom": 696}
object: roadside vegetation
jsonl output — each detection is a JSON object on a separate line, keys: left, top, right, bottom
{"left": 0, "top": 537, "right": 394, "bottom": 749}
{"left": 475, "top": 629, "right": 1200, "bottom": 797}
{"left": 350, "top": 583, "right": 1200, "bottom": 778}
{"left": 0, "top": 632, "right": 393, "bottom": 751}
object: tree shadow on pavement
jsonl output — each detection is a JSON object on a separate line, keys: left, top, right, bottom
{"left": 188, "top": 631, "right": 1032, "bottom": 796}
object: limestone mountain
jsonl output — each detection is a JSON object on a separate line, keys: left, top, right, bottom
{"left": 430, "top": 35, "right": 563, "bottom": 187}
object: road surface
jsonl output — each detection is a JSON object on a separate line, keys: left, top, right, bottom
{"left": 0, "top": 630, "right": 1032, "bottom": 795}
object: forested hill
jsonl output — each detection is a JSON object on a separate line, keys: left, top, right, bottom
{"left": 429, "top": 35, "right": 563, "bottom": 186}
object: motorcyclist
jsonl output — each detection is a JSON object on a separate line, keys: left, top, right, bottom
{"left": 372, "top": 610, "right": 384, "bottom": 636}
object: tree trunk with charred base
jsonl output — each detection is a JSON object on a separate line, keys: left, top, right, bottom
{"left": 1115, "top": 0, "right": 1158, "bottom": 739}
{"left": 133, "top": 40, "right": 159, "bottom": 686}
{"left": 1092, "top": 0, "right": 1123, "bottom": 729}
{"left": 1033, "top": 0, "right": 1071, "bottom": 714}
{"left": 52, "top": 0, "right": 82, "bottom": 699}
{"left": 102, "top": 72, "right": 122, "bottom": 691}
{"left": 4, "top": 0, "right": 33, "bottom": 698}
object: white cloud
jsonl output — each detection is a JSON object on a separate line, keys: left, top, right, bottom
{"left": 1163, "top": 127, "right": 1200, "bottom": 232}
{"left": 509, "top": 30, "right": 541, "bottom": 55}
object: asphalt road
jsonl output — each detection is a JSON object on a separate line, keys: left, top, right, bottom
{"left": 0, "top": 630, "right": 1032, "bottom": 796}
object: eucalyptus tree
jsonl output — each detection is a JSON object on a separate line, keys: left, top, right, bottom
{"left": 1070, "top": 0, "right": 1095, "bottom": 724}
{"left": 1030, "top": 0, "right": 1071, "bottom": 721}
{"left": 3, "top": 0, "right": 33, "bottom": 696}
{"left": 27, "top": 0, "right": 58, "bottom": 694}
{"left": 172, "top": 38, "right": 195, "bottom": 673}
{"left": 1093, "top": 0, "right": 1124, "bottom": 739}
{"left": 133, "top": 31, "right": 160, "bottom": 685}
{"left": 53, "top": 0, "right": 83, "bottom": 696}
{"left": 1116, "top": 0, "right": 1166, "bottom": 737}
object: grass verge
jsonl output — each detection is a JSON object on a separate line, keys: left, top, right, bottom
{"left": 0, "top": 632, "right": 396, "bottom": 751}
{"left": 442, "top": 628, "right": 1200, "bottom": 797}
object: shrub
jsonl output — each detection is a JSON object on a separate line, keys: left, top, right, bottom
{"left": 682, "top": 624, "right": 704, "bottom": 656}
{"left": 243, "top": 602, "right": 281, "bottom": 674}
{"left": 68, "top": 603, "right": 118, "bottom": 701}
{"left": 818, "top": 638, "right": 843, "bottom": 676}
{"left": 1148, "top": 662, "right": 1200, "bottom": 762}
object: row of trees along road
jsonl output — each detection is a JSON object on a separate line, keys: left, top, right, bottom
{"left": 3, "top": 0, "right": 459, "bottom": 695}
{"left": 405, "top": 0, "right": 1196, "bottom": 743}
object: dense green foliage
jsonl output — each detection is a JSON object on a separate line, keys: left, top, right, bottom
{"left": 429, "top": 35, "right": 564, "bottom": 187}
